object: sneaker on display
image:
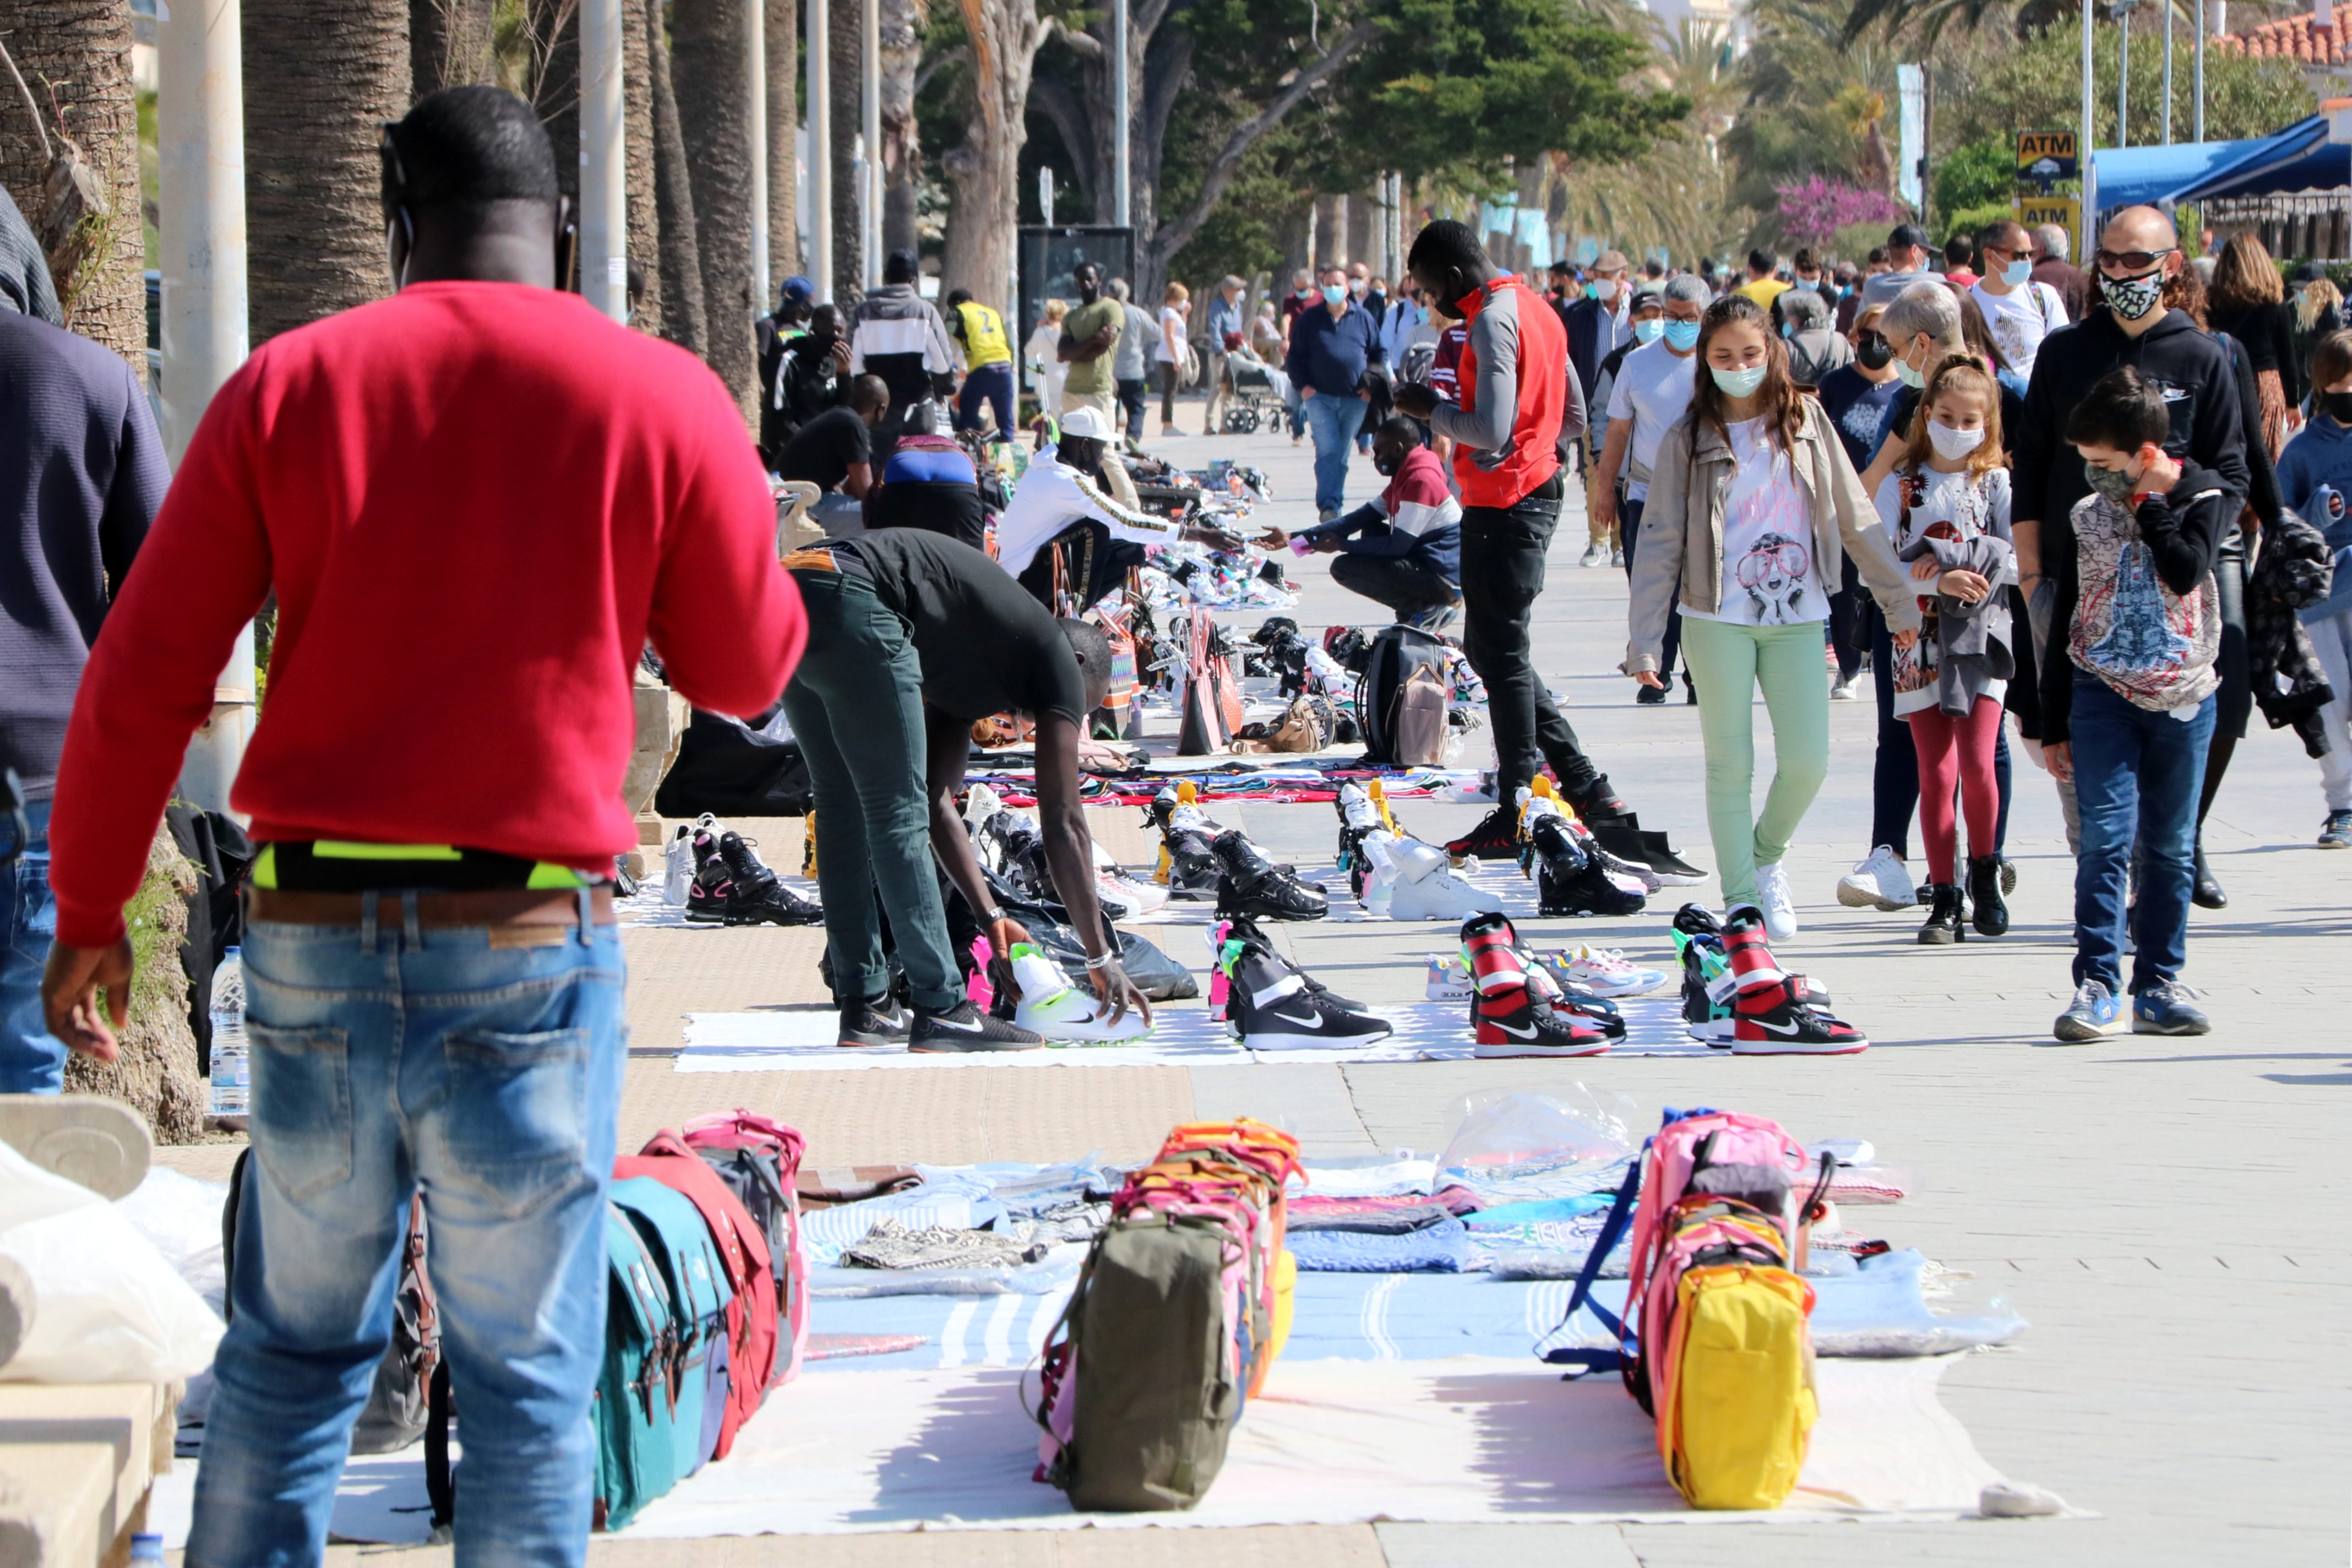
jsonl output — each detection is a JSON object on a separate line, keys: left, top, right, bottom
{"left": 2130, "top": 980, "right": 2211, "bottom": 1037}
{"left": 662, "top": 820, "right": 702, "bottom": 905}
{"left": 1424, "top": 954, "right": 1474, "bottom": 1001}
{"left": 1730, "top": 975, "right": 1870, "bottom": 1054}
{"left": 1216, "top": 916, "right": 1369, "bottom": 1012}
{"left": 715, "top": 831, "right": 825, "bottom": 926}
{"left": 1225, "top": 946, "right": 1394, "bottom": 1051}
{"left": 684, "top": 822, "right": 733, "bottom": 923}
{"left": 1147, "top": 786, "right": 1224, "bottom": 899}
{"left": 1008, "top": 944, "right": 1151, "bottom": 1043}
{"left": 1636, "top": 831, "right": 1709, "bottom": 886}
{"left": 2052, "top": 979, "right": 2126, "bottom": 1042}
{"left": 838, "top": 996, "right": 908, "bottom": 1048}
{"left": 1444, "top": 804, "right": 1521, "bottom": 864}
{"left": 1539, "top": 944, "right": 1668, "bottom": 998}
{"left": 1335, "top": 782, "right": 1389, "bottom": 897}
{"left": 963, "top": 782, "right": 1007, "bottom": 834}
{"left": 1673, "top": 929, "right": 1736, "bottom": 1046}
{"left": 1753, "top": 860, "right": 1799, "bottom": 941}
{"left": 1473, "top": 988, "right": 1614, "bottom": 1057}
{"left": 1212, "top": 829, "right": 1330, "bottom": 921}
{"left": 908, "top": 1000, "right": 1046, "bottom": 1052}
{"left": 1836, "top": 846, "right": 1915, "bottom": 912}
{"left": 1523, "top": 809, "right": 1646, "bottom": 917}
{"left": 1373, "top": 834, "right": 1503, "bottom": 921}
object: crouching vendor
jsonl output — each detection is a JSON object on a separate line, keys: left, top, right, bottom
{"left": 781, "top": 527, "right": 1148, "bottom": 1050}
{"left": 1271, "top": 416, "right": 1462, "bottom": 630}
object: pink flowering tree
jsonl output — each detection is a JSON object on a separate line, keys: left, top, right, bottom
{"left": 1774, "top": 177, "right": 1901, "bottom": 247}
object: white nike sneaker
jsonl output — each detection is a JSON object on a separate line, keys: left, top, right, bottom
{"left": 1542, "top": 944, "right": 1668, "bottom": 998}
{"left": 1425, "top": 955, "right": 1474, "bottom": 1001}
{"left": 1008, "top": 945, "right": 1151, "bottom": 1043}
{"left": 1753, "top": 861, "right": 1799, "bottom": 941}
{"left": 1835, "top": 846, "right": 1917, "bottom": 912}
{"left": 1090, "top": 840, "right": 1168, "bottom": 919}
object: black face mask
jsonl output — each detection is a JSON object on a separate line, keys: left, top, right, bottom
{"left": 1855, "top": 334, "right": 1893, "bottom": 371}
{"left": 2324, "top": 391, "right": 2352, "bottom": 426}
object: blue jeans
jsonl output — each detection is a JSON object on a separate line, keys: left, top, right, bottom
{"left": 1301, "top": 391, "right": 1368, "bottom": 514}
{"left": 187, "top": 899, "right": 624, "bottom": 1568}
{"left": 2069, "top": 677, "right": 2215, "bottom": 994}
{"left": 0, "top": 799, "right": 64, "bottom": 1094}
{"left": 956, "top": 362, "right": 1015, "bottom": 439}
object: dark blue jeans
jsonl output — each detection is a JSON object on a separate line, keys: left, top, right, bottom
{"left": 1301, "top": 391, "right": 1369, "bottom": 514}
{"left": 2070, "top": 676, "right": 2216, "bottom": 994}
{"left": 956, "top": 362, "right": 1016, "bottom": 439}
{"left": 190, "top": 898, "right": 624, "bottom": 1567}
{"left": 0, "top": 799, "right": 63, "bottom": 1093}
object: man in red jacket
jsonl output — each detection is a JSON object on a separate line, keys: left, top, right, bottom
{"left": 1395, "top": 221, "right": 1645, "bottom": 859}
{"left": 41, "top": 89, "right": 802, "bottom": 1567}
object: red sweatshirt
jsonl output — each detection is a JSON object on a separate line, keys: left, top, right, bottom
{"left": 49, "top": 282, "right": 804, "bottom": 947}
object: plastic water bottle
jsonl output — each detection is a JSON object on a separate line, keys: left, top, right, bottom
{"left": 208, "top": 946, "right": 248, "bottom": 1130}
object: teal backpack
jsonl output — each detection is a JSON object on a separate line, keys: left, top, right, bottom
{"left": 610, "top": 1175, "right": 736, "bottom": 1485}
{"left": 592, "top": 1202, "right": 683, "bottom": 1531}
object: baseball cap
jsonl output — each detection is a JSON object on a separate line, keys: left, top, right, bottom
{"left": 779, "top": 274, "right": 813, "bottom": 305}
{"left": 1888, "top": 222, "right": 1931, "bottom": 253}
{"left": 1058, "top": 404, "right": 1114, "bottom": 440}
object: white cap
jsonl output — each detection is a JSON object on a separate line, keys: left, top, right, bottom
{"left": 1058, "top": 404, "right": 1113, "bottom": 440}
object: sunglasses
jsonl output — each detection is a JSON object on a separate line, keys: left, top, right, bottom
{"left": 2094, "top": 248, "right": 2176, "bottom": 273}
{"left": 1857, "top": 331, "right": 1887, "bottom": 350}
{"left": 1736, "top": 542, "right": 1811, "bottom": 587}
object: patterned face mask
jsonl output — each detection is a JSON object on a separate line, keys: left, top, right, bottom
{"left": 2099, "top": 268, "right": 2166, "bottom": 322}
{"left": 2082, "top": 459, "right": 2139, "bottom": 505}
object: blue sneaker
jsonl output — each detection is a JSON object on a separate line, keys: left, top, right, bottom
{"left": 2132, "top": 981, "right": 2211, "bottom": 1036}
{"left": 2319, "top": 810, "right": 2352, "bottom": 849}
{"left": 2052, "top": 979, "right": 2125, "bottom": 1042}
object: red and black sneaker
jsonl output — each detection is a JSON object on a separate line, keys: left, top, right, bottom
{"left": 1475, "top": 983, "right": 1614, "bottom": 1058}
{"left": 1731, "top": 975, "right": 1869, "bottom": 1055}
{"left": 1718, "top": 903, "right": 1838, "bottom": 1009}
{"left": 1444, "top": 805, "right": 1521, "bottom": 865}
{"left": 1458, "top": 911, "right": 1527, "bottom": 994}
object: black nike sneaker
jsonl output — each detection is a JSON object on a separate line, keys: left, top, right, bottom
{"left": 684, "top": 824, "right": 734, "bottom": 924}
{"left": 1444, "top": 804, "right": 1520, "bottom": 864}
{"left": 1226, "top": 947, "right": 1393, "bottom": 1051}
{"left": 1219, "top": 914, "right": 1368, "bottom": 1011}
{"left": 908, "top": 1000, "right": 1044, "bottom": 1052}
{"left": 1147, "top": 788, "right": 1225, "bottom": 899}
{"left": 839, "top": 997, "right": 908, "bottom": 1048}
{"left": 1212, "top": 830, "right": 1328, "bottom": 921}
{"left": 1570, "top": 776, "right": 1636, "bottom": 829}
{"left": 1528, "top": 815, "right": 1646, "bottom": 917}
{"left": 717, "top": 831, "right": 825, "bottom": 925}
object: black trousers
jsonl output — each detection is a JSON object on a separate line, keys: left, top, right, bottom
{"left": 1331, "top": 552, "right": 1460, "bottom": 619}
{"left": 1459, "top": 480, "right": 1606, "bottom": 802}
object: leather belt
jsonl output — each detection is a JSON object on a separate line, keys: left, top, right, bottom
{"left": 247, "top": 885, "right": 617, "bottom": 928}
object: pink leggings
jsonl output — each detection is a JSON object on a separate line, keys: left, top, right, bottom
{"left": 1908, "top": 696, "right": 2002, "bottom": 884}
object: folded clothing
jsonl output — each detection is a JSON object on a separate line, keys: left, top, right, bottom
{"left": 1286, "top": 1185, "right": 1480, "bottom": 1233}
{"left": 1459, "top": 1194, "right": 1613, "bottom": 1230}
{"left": 1287, "top": 1214, "right": 1469, "bottom": 1272}
{"left": 1285, "top": 1157, "right": 1438, "bottom": 1199}
{"left": 1017, "top": 1199, "right": 1113, "bottom": 1245}
{"left": 839, "top": 1215, "right": 1049, "bottom": 1272}
{"left": 801, "top": 1173, "right": 1001, "bottom": 1264}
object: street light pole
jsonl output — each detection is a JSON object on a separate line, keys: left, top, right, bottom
{"left": 863, "top": 0, "right": 881, "bottom": 284}
{"left": 159, "top": 0, "right": 252, "bottom": 813}
{"left": 2118, "top": 0, "right": 2133, "bottom": 152}
{"left": 579, "top": 0, "right": 627, "bottom": 319}
{"left": 2082, "top": 0, "right": 2099, "bottom": 227}
{"left": 2162, "top": 0, "right": 2174, "bottom": 143}
{"left": 2193, "top": 0, "right": 2207, "bottom": 143}
{"left": 809, "top": 0, "right": 832, "bottom": 302}
{"left": 1111, "top": 0, "right": 1130, "bottom": 228}
{"left": 748, "top": 0, "right": 769, "bottom": 309}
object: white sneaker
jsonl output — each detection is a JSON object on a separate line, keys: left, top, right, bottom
{"left": 1753, "top": 861, "right": 1799, "bottom": 941}
{"left": 1835, "top": 846, "right": 1915, "bottom": 912}
{"left": 1424, "top": 955, "right": 1474, "bottom": 1001}
{"left": 1009, "top": 945, "right": 1150, "bottom": 1043}
{"left": 1830, "top": 676, "right": 1860, "bottom": 701}
{"left": 963, "top": 783, "right": 1006, "bottom": 834}
{"left": 662, "top": 824, "right": 696, "bottom": 905}
{"left": 1610, "top": 545, "right": 1625, "bottom": 568}
{"left": 1541, "top": 944, "right": 1668, "bottom": 998}
{"left": 1374, "top": 835, "right": 1504, "bottom": 921}
{"left": 1091, "top": 841, "right": 1168, "bottom": 919}
{"left": 1578, "top": 540, "right": 1607, "bottom": 568}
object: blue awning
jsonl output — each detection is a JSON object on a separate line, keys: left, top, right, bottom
{"left": 2090, "top": 116, "right": 2335, "bottom": 211}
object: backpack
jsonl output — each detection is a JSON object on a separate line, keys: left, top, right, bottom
{"left": 1358, "top": 625, "right": 1450, "bottom": 766}
{"left": 1541, "top": 1107, "right": 1832, "bottom": 1511}
{"left": 613, "top": 1133, "right": 777, "bottom": 1456}
{"left": 678, "top": 1110, "right": 811, "bottom": 1387}
{"left": 609, "top": 1175, "right": 737, "bottom": 1485}
{"left": 592, "top": 1202, "right": 686, "bottom": 1531}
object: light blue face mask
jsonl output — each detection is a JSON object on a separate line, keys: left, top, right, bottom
{"left": 1712, "top": 363, "right": 1768, "bottom": 398}
{"left": 1790, "top": 277, "right": 1820, "bottom": 292}
{"left": 1633, "top": 317, "right": 1665, "bottom": 345}
{"left": 1663, "top": 318, "right": 1701, "bottom": 352}
{"left": 2001, "top": 258, "right": 2033, "bottom": 288}
{"left": 1322, "top": 285, "right": 1348, "bottom": 307}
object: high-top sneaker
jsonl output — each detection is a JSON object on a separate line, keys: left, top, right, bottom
{"left": 1008, "top": 944, "right": 1151, "bottom": 1043}
{"left": 685, "top": 824, "right": 734, "bottom": 923}
{"left": 1444, "top": 804, "right": 1521, "bottom": 865}
{"left": 1459, "top": 912, "right": 1528, "bottom": 998}
{"left": 1570, "top": 775, "right": 1635, "bottom": 829}
{"left": 1335, "top": 783, "right": 1387, "bottom": 898}
{"left": 1521, "top": 959, "right": 1626, "bottom": 1039}
{"left": 1672, "top": 928, "right": 1736, "bottom": 1044}
{"left": 1206, "top": 922, "right": 1235, "bottom": 1023}
{"left": 1226, "top": 946, "right": 1393, "bottom": 1051}
{"left": 1722, "top": 906, "right": 1868, "bottom": 1054}
{"left": 662, "top": 818, "right": 706, "bottom": 905}
{"left": 1221, "top": 913, "right": 1368, "bottom": 1011}
{"left": 1212, "top": 830, "right": 1329, "bottom": 921}
{"left": 716, "top": 831, "right": 825, "bottom": 926}
{"left": 1462, "top": 929, "right": 1611, "bottom": 1058}
{"left": 1527, "top": 810, "right": 1646, "bottom": 917}
{"left": 1147, "top": 787, "right": 1224, "bottom": 898}
{"left": 1373, "top": 834, "right": 1502, "bottom": 921}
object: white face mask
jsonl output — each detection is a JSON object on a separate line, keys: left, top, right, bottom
{"left": 1926, "top": 419, "right": 1986, "bottom": 461}
{"left": 1592, "top": 278, "right": 1620, "bottom": 303}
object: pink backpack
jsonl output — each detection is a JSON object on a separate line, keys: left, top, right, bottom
{"left": 678, "top": 1110, "right": 812, "bottom": 1387}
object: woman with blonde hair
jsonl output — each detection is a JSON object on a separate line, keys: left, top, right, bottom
{"left": 1156, "top": 280, "right": 1192, "bottom": 437}
{"left": 2206, "top": 231, "right": 2300, "bottom": 456}
{"left": 1024, "top": 297, "right": 1070, "bottom": 419}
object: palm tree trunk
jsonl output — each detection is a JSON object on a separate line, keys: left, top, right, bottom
{"left": 530, "top": 0, "right": 579, "bottom": 205}
{"left": 412, "top": 0, "right": 498, "bottom": 96}
{"left": 243, "top": 0, "right": 410, "bottom": 345}
{"left": 621, "top": 0, "right": 661, "bottom": 335}
{"left": 939, "top": 0, "right": 1043, "bottom": 314}
{"left": 646, "top": 0, "right": 709, "bottom": 354}
{"left": 672, "top": 0, "right": 758, "bottom": 416}
{"left": 879, "top": 0, "right": 922, "bottom": 257}
{"left": 0, "top": 0, "right": 149, "bottom": 372}
{"left": 828, "top": 0, "right": 862, "bottom": 297}
{"left": 767, "top": 0, "right": 800, "bottom": 284}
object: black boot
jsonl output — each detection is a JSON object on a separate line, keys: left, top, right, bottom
{"left": 2191, "top": 842, "right": 2227, "bottom": 910}
{"left": 1967, "top": 854, "right": 2010, "bottom": 937}
{"left": 1212, "top": 829, "right": 1329, "bottom": 921}
{"left": 1917, "top": 883, "right": 1965, "bottom": 944}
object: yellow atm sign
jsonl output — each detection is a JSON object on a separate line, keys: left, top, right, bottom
{"left": 2017, "top": 132, "right": 2079, "bottom": 183}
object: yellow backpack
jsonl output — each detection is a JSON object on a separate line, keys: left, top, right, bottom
{"left": 1658, "top": 1262, "right": 1818, "bottom": 1509}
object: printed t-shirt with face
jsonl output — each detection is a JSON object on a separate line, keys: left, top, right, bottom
{"left": 1059, "top": 297, "right": 1124, "bottom": 395}
{"left": 1605, "top": 339, "right": 1698, "bottom": 502}
{"left": 841, "top": 528, "right": 1088, "bottom": 724}
{"left": 1682, "top": 416, "right": 1825, "bottom": 627}
{"left": 777, "top": 405, "right": 870, "bottom": 493}
{"left": 1968, "top": 280, "right": 2067, "bottom": 383}
{"left": 1871, "top": 465, "right": 2015, "bottom": 717}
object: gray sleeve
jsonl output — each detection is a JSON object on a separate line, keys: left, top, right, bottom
{"left": 1427, "top": 297, "right": 1517, "bottom": 455}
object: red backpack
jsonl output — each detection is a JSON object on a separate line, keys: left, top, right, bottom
{"left": 679, "top": 1110, "right": 811, "bottom": 1385}
{"left": 613, "top": 1133, "right": 777, "bottom": 1455}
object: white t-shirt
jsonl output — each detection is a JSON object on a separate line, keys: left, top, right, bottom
{"left": 1968, "top": 280, "right": 2067, "bottom": 382}
{"left": 1683, "top": 417, "right": 1828, "bottom": 626}
{"left": 1606, "top": 340, "right": 1698, "bottom": 502}
{"left": 1156, "top": 306, "right": 1188, "bottom": 364}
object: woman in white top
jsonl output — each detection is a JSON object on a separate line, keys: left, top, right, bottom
{"left": 1024, "top": 298, "right": 1069, "bottom": 419}
{"left": 1156, "top": 282, "right": 1191, "bottom": 437}
{"left": 1625, "top": 293, "right": 1921, "bottom": 939}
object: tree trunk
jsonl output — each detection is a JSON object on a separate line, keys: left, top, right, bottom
{"left": 0, "top": 0, "right": 150, "bottom": 373}
{"left": 243, "top": 0, "right": 409, "bottom": 345}
{"left": 828, "top": 0, "right": 862, "bottom": 297}
{"left": 767, "top": 0, "right": 801, "bottom": 282}
{"left": 530, "top": 0, "right": 580, "bottom": 205}
{"left": 673, "top": 0, "right": 758, "bottom": 416}
{"left": 879, "top": 0, "right": 923, "bottom": 258}
{"left": 647, "top": 0, "right": 709, "bottom": 354}
{"left": 939, "top": 0, "right": 1043, "bottom": 315}
{"left": 63, "top": 827, "right": 205, "bottom": 1145}
{"left": 621, "top": 0, "right": 661, "bottom": 335}
{"left": 411, "top": 0, "right": 498, "bottom": 96}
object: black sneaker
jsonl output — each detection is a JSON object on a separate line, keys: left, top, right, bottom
{"left": 1570, "top": 777, "right": 1635, "bottom": 827}
{"left": 1635, "top": 683, "right": 1668, "bottom": 706}
{"left": 1221, "top": 914, "right": 1367, "bottom": 1011}
{"left": 1211, "top": 830, "right": 1329, "bottom": 921}
{"left": 1164, "top": 829, "right": 1223, "bottom": 899}
{"left": 839, "top": 997, "right": 908, "bottom": 1048}
{"left": 1227, "top": 948, "right": 1393, "bottom": 1051}
{"left": 717, "top": 832, "right": 825, "bottom": 925}
{"left": 908, "top": 1000, "right": 1044, "bottom": 1052}
{"left": 1444, "top": 804, "right": 1520, "bottom": 863}
{"left": 1638, "top": 831, "right": 1709, "bottom": 886}
{"left": 1528, "top": 816, "right": 1646, "bottom": 917}
{"left": 684, "top": 826, "right": 733, "bottom": 923}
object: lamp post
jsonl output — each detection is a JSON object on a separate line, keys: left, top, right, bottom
{"left": 1111, "top": 0, "right": 1130, "bottom": 228}
{"left": 579, "top": 0, "right": 626, "bottom": 320}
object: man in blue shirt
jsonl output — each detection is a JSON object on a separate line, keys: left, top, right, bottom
{"left": 1284, "top": 264, "right": 1384, "bottom": 520}
{"left": 1201, "top": 275, "right": 1245, "bottom": 437}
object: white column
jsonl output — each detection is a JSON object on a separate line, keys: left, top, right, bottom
{"left": 809, "top": 0, "right": 832, "bottom": 302}
{"left": 2081, "top": 0, "right": 2099, "bottom": 225}
{"left": 862, "top": 0, "right": 881, "bottom": 283}
{"left": 159, "top": 0, "right": 253, "bottom": 814}
{"left": 579, "top": 0, "right": 627, "bottom": 319}
{"left": 1110, "top": 0, "right": 1130, "bottom": 228}
{"left": 748, "top": 0, "right": 769, "bottom": 308}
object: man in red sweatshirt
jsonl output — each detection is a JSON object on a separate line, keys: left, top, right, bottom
{"left": 41, "top": 89, "right": 802, "bottom": 1567}
{"left": 1281, "top": 416, "right": 1462, "bottom": 630}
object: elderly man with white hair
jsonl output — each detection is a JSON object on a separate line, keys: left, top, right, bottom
{"left": 1778, "top": 286, "right": 1852, "bottom": 387}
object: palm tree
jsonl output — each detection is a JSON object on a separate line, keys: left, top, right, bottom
{"left": 767, "top": 0, "right": 799, "bottom": 282}
{"left": 939, "top": 0, "right": 1048, "bottom": 313}
{"left": 674, "top": 0, "right": 759, "bottom": 412}
{"left": 0, "top": 0, "right": 148, "bottom": 371}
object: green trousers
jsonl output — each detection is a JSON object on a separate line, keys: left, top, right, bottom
{"left": 780, "top": 569, "right": 963, "bottom": 1013}
{"left": 1680, "top": 616, "right": 1832, "bottom": 910}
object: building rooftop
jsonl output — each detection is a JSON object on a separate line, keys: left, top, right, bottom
{"left": 2213, "top": 9, "right": 2352, "bottom": 65}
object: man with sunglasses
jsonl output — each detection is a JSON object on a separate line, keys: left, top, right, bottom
{"left": 1972, "top": 218, "right": 2070, "bottom": 383}
{"left": 41, "top": 88, "right": 803, "bottom": 1567}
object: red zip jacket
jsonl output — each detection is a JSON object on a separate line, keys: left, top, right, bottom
{"left": 1430, "top": 277, "right": 1577, "bottom": 509}
{"left": 48, "top": 282, "right": 804, "bottom": 947}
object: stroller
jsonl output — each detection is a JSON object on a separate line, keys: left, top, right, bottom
{"left": 1220, "top": 346, "right": 1292, "bottom": 435}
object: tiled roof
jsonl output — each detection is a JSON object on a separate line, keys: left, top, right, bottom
{"left": 2213, "top": 12, "right": 2352, "bottom": 65}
